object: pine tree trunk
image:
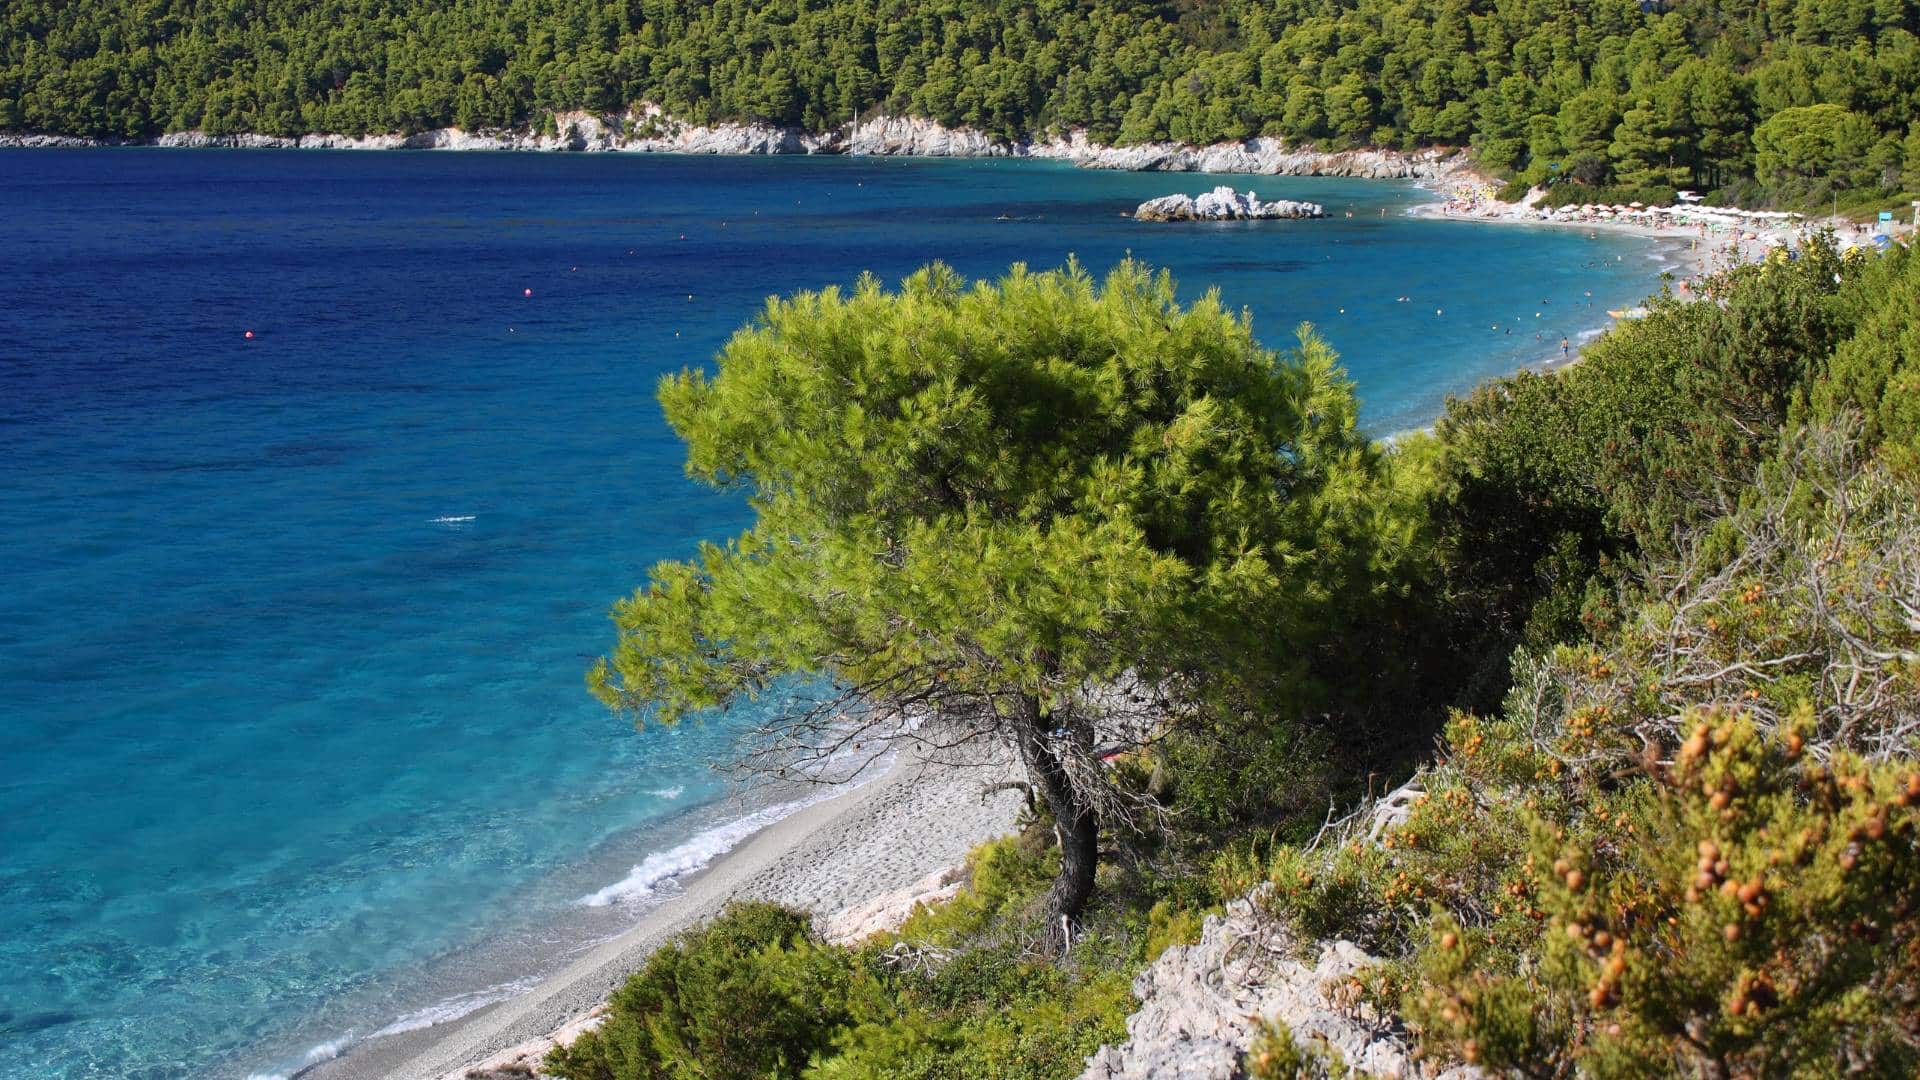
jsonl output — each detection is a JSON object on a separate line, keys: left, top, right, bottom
{"left": 1014, "top": 692, "right": 1098, "bottom": 952}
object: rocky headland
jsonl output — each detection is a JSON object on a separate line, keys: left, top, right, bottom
{"left": 0, "top": 108, "right": 1481, "bottom": 182}
{"left": 1133, "top": 186, "right": 1325, "bottom": 222}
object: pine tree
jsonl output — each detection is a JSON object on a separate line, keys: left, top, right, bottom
{"left": 590, "top": 261, "right": 1385, "bottom": 941}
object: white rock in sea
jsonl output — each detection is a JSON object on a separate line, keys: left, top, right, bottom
{"left": 1133, "top": 186, "right": 1323, "bottom": 222}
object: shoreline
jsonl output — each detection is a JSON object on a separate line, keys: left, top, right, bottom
{"left": 1401, "top": 181, "right": 1795, "bottom": 377}
{"left": 1404, "top": 176, "right": 1839, "bottom": 283}
{"left": 1410, "top": 197, "right": 1731, "bottom": 283}
{"left": 152, "top": 156, "right": 1698, "bottom": 1080}
{"left": 294, "top": 749, "right": 1024, "bottom": 1080}
{"left": 0, "top": 114, "right": 1481, "bottom": 182}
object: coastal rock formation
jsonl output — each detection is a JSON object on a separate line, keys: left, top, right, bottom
{"left": 1074, "top": 138, "right": 1466, "bottom": 179}
{"left": 1079, "top": 889, "right": 1478, "bottom": 1080}
{"left": 0, "top": 112, "right": 1486, "bottom": 188}
{"left": 612, "top": 107, "right": 836, "bottom": 154}
{"left": 1134, "top": 187, "right": 1324, "bottom": 222}
{"left": 846, "top": 115, "right": 1019, "bottom": 157}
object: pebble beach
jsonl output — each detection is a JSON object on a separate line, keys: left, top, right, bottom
{"left": 303, "top": 751, "right": 1027, "bottom": 1080}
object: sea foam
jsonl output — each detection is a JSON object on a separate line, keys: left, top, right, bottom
{"left": 368, "top": 976, "right": 542, "bottom": 1038}
{"left": 576, "top": 793, "right": 831, "bottom": 908}
{"left": 242, "top": 1033, "right": 351, "bottom": 1080}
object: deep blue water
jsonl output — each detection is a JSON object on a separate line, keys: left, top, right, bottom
{"left": 0, "top": 150, "right": 1672, "bottom": 1078}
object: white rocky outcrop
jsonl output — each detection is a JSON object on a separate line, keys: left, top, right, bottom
{"left": 846, "top": 115, "right": 1017, "bottom": 157}
{"left": 1079, "top": 889, "right": 1478, "bottom": 1080}
{"left": 0, "top": 132, "right": 135, "bottom": 148}
{"left": 1134, "top": 187, "right": 1324, "bottom": 222}
{"left": 1068, "top": 138, "right": 1464, "bottom": 179}
{"left": 2, "top": 112, "right": 1484, "bottom": 187}
{"left": 1082, "top": 782, "right": 1474, "bottom": 1080}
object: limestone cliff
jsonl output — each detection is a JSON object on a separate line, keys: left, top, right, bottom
{"left": 0, "top": 109, "right": 1486, "bottom": 187}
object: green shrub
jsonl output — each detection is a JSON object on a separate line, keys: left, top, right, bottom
{"left": 1425, "top": 236, "right": 1868, "bottom": 712}
{"left": 889, "top": 833, "right": 1056, "bottom": 949}
{"left": 1261, "top": 421, "right": 1920, "bottom": 1076}
{"left": 1405, "top": 712, "right": 1920, "bottom": 1076}
{"left": 1495, "top": 179, "right": 1535, "bottom": 204}
{"left": 819, "top": 964, "right": 1133, "bottom": 1080}
{"left": 1803, "top": 244, "right": 1920, "bottom": 466}
{"left": 1244, "top": 1017, "right": 1312, "bottom": 1079}
{"left": 545, "top": 902, "right": 861, "bottom": 1080}
{"left": 1531, "top": 183, "right": 1679, "bottom": 210}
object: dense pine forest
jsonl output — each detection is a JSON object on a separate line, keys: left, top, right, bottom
{"left": 6, "top": 0, "right": 1920, "bottom": 204}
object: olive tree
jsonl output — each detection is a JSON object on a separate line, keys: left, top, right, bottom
{"left": 591, "top": 260, "right": 1384, "bottom": 942}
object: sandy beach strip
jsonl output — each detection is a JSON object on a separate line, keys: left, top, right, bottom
{"left": 1403, "top": 182, "right": 1822, "bottom": 285}
{"left": 303, "top": 749, "right": 1025, "bottom": 1080}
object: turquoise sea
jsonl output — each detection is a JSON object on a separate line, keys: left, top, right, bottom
{"left": 0, "top": 150, "right": 1673, "bottom": 1078}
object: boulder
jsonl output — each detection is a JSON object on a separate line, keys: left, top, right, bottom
{"left": 1134, "top": 186, "right": 1324, "bottom": 222}
{"left": 1080, "top": 886, "right": 1480, "bottom": 1080}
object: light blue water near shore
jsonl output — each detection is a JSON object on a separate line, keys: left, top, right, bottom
{"left": 0, "top": 150, "right": 1670, "bottom": 1078}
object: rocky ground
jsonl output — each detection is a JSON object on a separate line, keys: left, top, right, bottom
{"left": 1079, "top": 785, "right": 1478, "bottom": 1080}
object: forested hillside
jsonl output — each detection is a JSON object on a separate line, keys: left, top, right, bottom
{"left": 6, "top": 0, "right": 1920, "bottom": 203}
{"left": 543, "top": 240, "right": 1920, "bottom": 1080}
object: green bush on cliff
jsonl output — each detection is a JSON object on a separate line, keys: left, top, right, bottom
{"left": 1423, "top": 236, "right": 1876, "bottom": 710}
{"left": 1260, "top": 416, "right": 1920, "bottom": 1074}
{"left": 557, "top": 240, "right": 1920, "bottom": 1080}
{"left": 545, "top": 902, "right": 862, "bottom": 1080}
{"left": 547, "top": 835, "right": 1146, "bottom": 1080}
{"left": 1802, "top": 245, "right": 1920, "bottom": 468}
{"left": 1405, "top": 711, "right": 1920, "bottom": 1076}
{"left": 1242, "top": 233, "right": 1920, "bottom": 1076}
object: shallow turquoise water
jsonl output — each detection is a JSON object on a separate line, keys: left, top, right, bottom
{"left": 0, "top": 150, "right": 1670, "bottom": 1078}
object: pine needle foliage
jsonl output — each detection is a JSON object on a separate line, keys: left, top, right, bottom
{"left": 591, "top": 259, "right": 1390, "bottom": 931}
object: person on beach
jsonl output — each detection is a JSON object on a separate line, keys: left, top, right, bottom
{"left": 1561, "top": 337, "right": 1570, "bottom": 360}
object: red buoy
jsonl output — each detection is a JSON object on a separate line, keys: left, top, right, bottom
{"left": 244, "top": 330, "right": 255, "bottom": 339}
{"left": 523, "top": 288, "right": 533, "bottom": 297}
